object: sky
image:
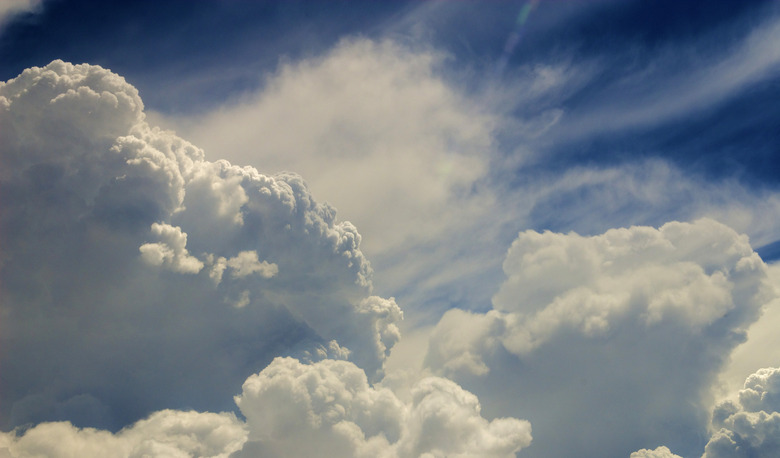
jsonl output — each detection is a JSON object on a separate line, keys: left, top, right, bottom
{"left": 1, "top": 0, "right": 780, "bottom": 457}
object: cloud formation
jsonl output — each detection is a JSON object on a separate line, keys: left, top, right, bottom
{"left": 0, "top": 357, "right": 531, "bottom": 458}
{"left": 0, "top": 60, "right": 401, "bottom": 429}
{"left": 425, "top": 219, "right": 774, "bottom": 457}
{"left": 235, "top": 357, "right": 531, "bottom": 458}
{"left": 703, "top": 367, "right": 780, "bottom": 457}
{"left": 0, "top": 410, "right": 247, "bottom": 458}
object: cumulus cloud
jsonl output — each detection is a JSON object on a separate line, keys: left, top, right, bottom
{"left": 163, "top": 39, "right": 495, "bottom": 256}
{"left": 234, "top": 357, "right": 531, "bottom": 458}
{"left": 630, "top": 446, "right": 684, "bottom": 458}
{"left": 703, "top": 367, "right": 780, "bottom": 457}
{"left": 149, "top": 38, "right": 511, "bottom": 318}
{"left": 0, "top": 60, "right": 401, "bottom": 429}
{"left": 425, "top": 219, "right": 774, "bottom": 457}
{"left": 139, "top": 223, "right": 204, "bottom": 274}
{"left": 0, "top": 357, "right": 531, "bottom": 458}
{"left": 0, "top": 410, "right": 247, "bottom": 458}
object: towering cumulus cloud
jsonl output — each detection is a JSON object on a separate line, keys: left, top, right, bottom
{"left": 426, "top": 219, "right": 775, "bottom": 457}
{"left": 0, "top": 60, "right": 400, "bottom": 429}
{"left": 0, "top": 61, "right": 533, "bottom": 457}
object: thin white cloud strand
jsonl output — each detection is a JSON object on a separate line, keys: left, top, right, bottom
{"left": 424, "top": 219, "right": 775, "bottom": 457}
{"left": 0, "top": 60, "right": 400, "bottom": 428}
{"left": 536, "top": 10, "right": 780, "bottom": 142}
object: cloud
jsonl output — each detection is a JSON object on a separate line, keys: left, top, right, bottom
{"left": 703, "top": 367, "right": 780, "bottom": 458}
{"left": 520, "top": 9, "right": 780, "bottom": 146}
{"left": 630, "top": 446, "right": 682, "bottom": 458}
{"left": 233, "top": 357, "right": 532, "bottom": 457}
{"left": 0, "top": 410, "right": 247, "bottom": 458}
{"left": 139, "top": 223, "right": 204, "bottom": 274}
{"left": 147, "top": 38, "right": 512, "bottom": 319}
{"left": 0, "top": 60, "right": 401, "bottom": 429}
{"left": 630, "top": 446, "right": 684, "bottom": 458}
{"left": 0, "top": 56, "right": 534, "bottom": 458}
{"left": 0, "top": 357, "right": 531, "bottom": 458}
{"left": 0, "top": 0, "right": 40, "bottom": 29}
{"left": 425, "top": 219, "right": 775, "bottom": 457}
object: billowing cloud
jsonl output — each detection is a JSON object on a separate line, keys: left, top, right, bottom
{"left": 0, "top": 357, "right": 531, "bottom": 458}
{"left": 0, "top": 60, "right": 401, "bottom": 429}
{"left": 703, "top": 367, "right": 780, "bottom": 457}
{"left": 425, "top": 219, "right": 775, "bottom": 457}
{"left": 139, "top": 223, "right": 204, "bottom": 274}
{"left": 630, "top": 446, "right": 684, "bottom": 458}
{"left": 0, "top": 410, "right": 247, "bottom": 458}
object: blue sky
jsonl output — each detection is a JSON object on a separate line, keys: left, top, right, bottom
{"left": 2, "top": 1, "right": 780, "bottom": 457}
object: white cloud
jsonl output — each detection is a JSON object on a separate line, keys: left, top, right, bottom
{"left": 0, "top": 60, "right": 401, "bottom": 429}
{"left": 225, "top": 250, "right": 278, "bottom": 279}
{"left": 0, "top": 357, "right": 531, "bottom": 458}
{"left": 425, "top": 219, "right": 775, "bottom": 457}
{"left": 630, "top": 446, "right": 684, "bottom": 458}
{"left": 234, "top": 357, "right": 531, "bottom": 458}
{"left": 0, "top": 409, "right": 247, "bottom": 458}
{"left": 703, "top": 367, "right": 780, "bottom": 458}
{"left": 139, "top": 223, "right": 203, "bottom": 274}
{"left": 150, "top": 38, "right": 502, "bottom": 310}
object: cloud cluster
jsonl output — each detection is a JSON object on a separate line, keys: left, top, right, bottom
{"left": 0, "top": 59, "right": 538, "bottom": 457}
{"left": 425, "top": 219, "right": 774, "bottom": 457}
{"left": 0, "top": 357, "right": 531, "bottom": 458}
{"left": 235, "top": 357, "right": 531, "bottom": 458}
{"left": 0, "top": 60, "right": 400, "bottom": 429}
{"left": 703, "top": 367, "right": 780, "bottom": 457}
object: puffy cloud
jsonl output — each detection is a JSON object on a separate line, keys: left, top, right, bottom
{"left": 703, "top": 367, "right": 780, "bottom": 458}
{"left": 139, "top": 223, "right": 203, "bottom": 274}
{"left": 224, "top": 250, "right": 277, "bottom": 279}
{"left": 630, "top": 446, "right": 684, "bottom": 458}
{"left": 425, "top": 219, "right": 774, "bottom": 457}
{"left": 0, "top": 410, "right": 247, "bottom": 458}
{"left": 0, "top": 357, "right": 531, "bottom": 458}
{"left": 0, "top": 60, "right": 401, "bottom": 430}
{"left": 234, "top": 357, "right": 531, "bottom": 458}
